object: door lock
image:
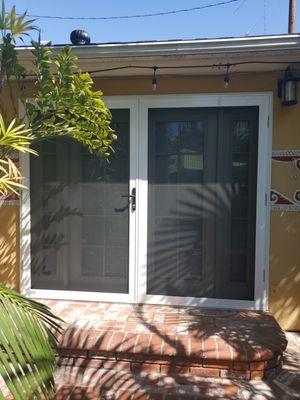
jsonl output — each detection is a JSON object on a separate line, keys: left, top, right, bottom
{"left": 122, "top": 188, "right": 136, "bottom": 212}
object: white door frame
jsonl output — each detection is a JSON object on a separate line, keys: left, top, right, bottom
{"left": 20, "top": 97, "right": 139, "bottom": 303}
{"left": 136, "top": 92, "right": 272, "bottom": 310}
{"left": 20, "top": 92, "right": 272, "bottom": 310}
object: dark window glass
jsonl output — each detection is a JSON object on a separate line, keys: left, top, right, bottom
{"left": 147, "top": 107, "right": 258, "bottom": 300}
{"left": 30, "top": 109, "right": 130, "bottom": 293}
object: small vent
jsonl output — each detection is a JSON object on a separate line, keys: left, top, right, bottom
{"left": 70, "top": 30, "right": 90, "bottom": 45}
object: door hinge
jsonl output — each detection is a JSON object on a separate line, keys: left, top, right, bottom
{"left": 267, "top": 115, "right": 270, "bottom": 128}
{"left": 263, "top": 269, "right": 266, "bottom": 282}
{"left": 265, "top": 192, "right": 268, "bottom": 206}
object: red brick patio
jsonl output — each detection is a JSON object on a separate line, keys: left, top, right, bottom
{"left": 31, "top": 300, "right": 299, "bottom": 399}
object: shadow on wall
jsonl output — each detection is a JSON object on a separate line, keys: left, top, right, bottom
{"left": 269, "top": 211, "right": 300, "bottom": 331}
{"left": 0, "top": 205, "right": 19, "bottom": 290}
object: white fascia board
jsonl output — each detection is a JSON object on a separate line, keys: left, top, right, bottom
{"left": 16, "top": 34, "right": 300, "bottom": 62}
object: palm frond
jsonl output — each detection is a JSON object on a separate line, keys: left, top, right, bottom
{"left": 0, "top": 114, "right": 37, "bottom": 196}
{"left": 0, "top": 159, "right": 25, "bottom": 196}
{"left": 0, "top": 286, "right": 62, "bottom": 399}
{"left": 9, "top": 7, "right": 36, "bottom": 42}
{"left": 0, "top": 2, "right": 36, "bottom": 41}
{"left": 0, "top": 0, "right": 9, "bottom": 32}
{"left": 0, "top": 115, "right": 37, "bottom": 154}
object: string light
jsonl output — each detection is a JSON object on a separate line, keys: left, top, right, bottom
{"left": 23, "top": 60, "right": 300, "bottom": 92}
{"left": 84, "top": 60, "right": 300, "bottom": 76}
{"left": 24, "top": 60, "right": 300, "bottom": 77}
{"left": 152, "top": 66, "right": 157, "bottom": 91}
{"left": 223, "top": 64, "right": 230, "bottom": 88}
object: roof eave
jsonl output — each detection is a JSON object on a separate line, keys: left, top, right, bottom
{"left": 16, "top": 34, "right": 300, "bottom": 62}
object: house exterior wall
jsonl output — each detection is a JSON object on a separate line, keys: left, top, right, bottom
{"left": 0, "top": 206, "right": 20, "bottom": 289}
{"left": 0, "top": 72, "right": 299, "bottom": 330}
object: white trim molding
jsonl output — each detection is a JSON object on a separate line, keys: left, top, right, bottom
{"left": 17, "top": 34, "right": 300, "bottom": 61}
{"left": 20, "top": 92, "right": 273, "bottom": 310}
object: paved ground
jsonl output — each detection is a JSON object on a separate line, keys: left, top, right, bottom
{"left": 234, "top": 331, "right": 300, "bottom": 399}
{"left": 238, "top": 331, "right": 300, "bottom": 399}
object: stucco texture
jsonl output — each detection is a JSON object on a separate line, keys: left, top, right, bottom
{"left": 0, "top": 206, "right": 20, "bottom": 290}
{"left": 0, "top": 72, "right": 299, "bottom": 330}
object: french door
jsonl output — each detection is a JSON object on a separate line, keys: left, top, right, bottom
{"left": 146, "top": 107, "right": 258, "bottom": 302}
{"left": 136, "top": 94, "right": 270, "bottom": 309}
{"left": 27, "top": 99, "right": 138, "bottom": 302}
{"left": 22, "top": 94, "right": 271, "bottom": 309}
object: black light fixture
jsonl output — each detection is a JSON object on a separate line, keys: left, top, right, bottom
{"left": 278, "top": 67, "right": 299, "bottom": 106}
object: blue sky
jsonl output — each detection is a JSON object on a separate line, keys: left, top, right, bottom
{"left": 6, "top": 0, "right": 299, "bottom": 45}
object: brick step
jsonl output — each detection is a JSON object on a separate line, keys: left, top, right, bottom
{"left": 58, "top": 325, "right": 286, "bottom": 380}
{"left": 56, "top": 352, "right": 282, "bottom": 381}
{"left": 54, "top": 364, "right": 242, "bottom": 399}
{"left": 54, "top": 363, "right": 297, "bottom": 400}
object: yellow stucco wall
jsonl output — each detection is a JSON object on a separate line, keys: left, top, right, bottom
{"left": 0, "top": 206, "right": 20, "bottom": 290}
{"left": 0, "top": 72, "right": 299, "bottom": 330}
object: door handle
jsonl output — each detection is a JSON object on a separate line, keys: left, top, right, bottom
{"left": 121, "top": 188, "right": 136, "bottom": 212}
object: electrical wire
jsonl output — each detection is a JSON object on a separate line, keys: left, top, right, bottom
{"left": 233, "top": 0, "right": 247, "bottom": 14}
{"left": 22, "top": 0, "right": 239, "bottom": 21}
{"left": 85, "top": 61, "right": 300, "bottom": 75}
{"left": 23, "top": 59, "right": 300, "bottom": 92}
{"left": 23, "top": 60, "right": 300, "bottom": 79}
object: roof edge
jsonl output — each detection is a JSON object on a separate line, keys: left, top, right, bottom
{"left": 16, "top": 34, "right": 300, "bottom": 61}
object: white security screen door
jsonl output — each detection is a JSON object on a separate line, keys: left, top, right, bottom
{"left": 136, "top": 93, "right": 271, "bottom": 310}
{"left": 22, "top": 94, "right": 271, "bottom": 309}
{"left": 146, "top": 107, "right": 258, "bottom": 301}
{"left": 26, "top": 98, "right": 138, "bottom": 302}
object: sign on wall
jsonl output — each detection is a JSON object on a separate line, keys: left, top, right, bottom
{"left": 271, "top": 150, "right": 300, "bottom": 211}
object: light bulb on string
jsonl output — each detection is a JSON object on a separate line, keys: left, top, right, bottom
{"left": 223, "top": 64, "right": 230, "bottom": 89}
{"left": 152, "top": 65, "right": 157, "bottom": 91}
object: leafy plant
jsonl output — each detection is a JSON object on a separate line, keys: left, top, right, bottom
{"left": 0, "top": 3, "right": 62, "bottom": 398}
{"left": 0, "top": 114, "right": 36, "bottom": 196}
{"left": 0, "top": 0, "right": 35, "bottom": 92}
{"left": 0, "top": 1, "right": 115, "bottom": 399}
{"left": 0, "top": 286, "right": 61, "bottom": 399}
{"left": 25, "top": 42, "right": 116, "bottom": 158}
{"left": 0, "top": 112, "right": 62, "bottom": 400}
{"left": 0, "top": 0, "right": 34, "bottom": 40}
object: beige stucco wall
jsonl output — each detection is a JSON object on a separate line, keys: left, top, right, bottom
{"left": 0, "top": 206, "right": 20, "bottom": 290}
{"left": 0, "top": 72, "right": 299, "bottom": 330}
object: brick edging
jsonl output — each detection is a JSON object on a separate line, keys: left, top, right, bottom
{"left": 57, "top": 349, "right": 283, "bottom": 381}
